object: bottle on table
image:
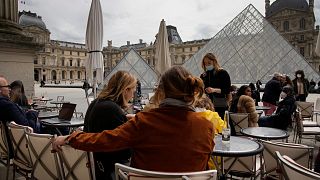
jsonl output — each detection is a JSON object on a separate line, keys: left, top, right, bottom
{"left": 222, "top": 110, "right": 231, "bottom": 142}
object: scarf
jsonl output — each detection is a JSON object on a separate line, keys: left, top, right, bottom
{"left": 159, "top": 98, "right": 195, "bottom": 111}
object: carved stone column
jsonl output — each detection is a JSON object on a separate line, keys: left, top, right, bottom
{"left": 0, "top": 0, "right": 22, "bottom": 34}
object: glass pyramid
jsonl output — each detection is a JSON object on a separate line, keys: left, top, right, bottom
{"left": 103, "top": 48, "right": 158, "bottom": 91}
{"left": 183, "top": 4, "right": 320, "bottom": 83}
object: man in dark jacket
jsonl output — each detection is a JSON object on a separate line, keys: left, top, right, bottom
{"left": 262, "top": 72, "right": 282, "bottom": 115}
{"left": 259, "top": 86, "right": 296, "bottom": 130}
{"left": 0, "top": 76, "right": 30, "bottom": 127}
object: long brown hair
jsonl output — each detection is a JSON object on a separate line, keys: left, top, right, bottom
{"left": 157, "top": 66, "right": 204, "bottom": 104}
{"left": 98, "top": 71, "right": 137, "bottom": 108}
{"left": 201, "top": 53, "right": 221, "bottom": 71}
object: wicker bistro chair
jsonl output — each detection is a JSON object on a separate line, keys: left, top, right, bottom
{"left": 261, "top": 140, "right": 313, "bottom": 179}
{"left": 294, "top": 110, "right": 320, "bottom": 144}
{"left": 25, "top": 131, "right": 62, "bottom": 180}
{"left": 275, "top": 151, "right": 320, "bottom": 180}
{"left": 314, "top": 98, "right": 320, "bottom": 121}
{"left": 58, "top": 145, "right": 96, "bottom": 180}
{"left": 115, "top": 163, "right": 217, "bottom": 180}
{"left": 296, "top": 101, "right": 314, "bottom": 121}
{"left": 229, "top": 113, "right": 249, "bottom": 136}
{"left": 0, "top": 121, "right": 11, "bottom": 180}
{"left": 7, "top": 123, "right": 33, "bottom": 179}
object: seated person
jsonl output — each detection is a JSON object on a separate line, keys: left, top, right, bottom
{"left": 53, "top": 66, "right": 215, "bottom": 172}
{"left": 0, "top": 76, "right": 40, "bottom": 133}
{"left": 194, "top": 94, "right": 226, "bottom": 134}
{"left": 230, "top": 85, "right": 258, "bottom": 128}
{"left": 10, "top": 80, "right": 30, "bottom": 108}
{"left": 258, "top": 86, "right": 296, "bottom": 130}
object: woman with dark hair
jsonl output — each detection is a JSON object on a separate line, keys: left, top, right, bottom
{"left": 10, "top": 80, "right": 29, "bottom": 108}
{"left": 83, "top": 71, "right": 136, "bottom": 179}
{"left": 292, "top": 70, "right": 309, "bottom": 101}
{"left": 283, "top": 75, "right": 293, "bottom": 87}
{"left": 249, "top": 83, "right": 260, "bottom": 106}
{"left": 9, "top": 80, "right": 41, "bottom": 133}
{"left": 230, "top": 85, "right": 258, "bottom": 129}
{"left": 53, "top": 66, "right": 214, "bottom": 172}
{"left": 200, "top": 53, "right": 231, "bottom": 119}
{"left": 258, "top": 86, "right": 296, "bottom": 130}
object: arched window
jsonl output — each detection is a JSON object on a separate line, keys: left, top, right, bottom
{"left": 300, "top": 18, "right": 305, "bottom": 30}
{"left": 51, "top": 70, "right": 57, "bottom": 80}
{"left": 69, "top": 60, "right": 73, "bottom": 66}
{"left": 283, "top": 21, "right": 289, "bottom": 31}
{"left": 70, "top": 71, "right": 74, "bottom": 79}
{"left": 62, "top": 71, "right": 66, "bottom": 79}
{"left": 34, "top": 70, "right": 39, "bottom": 81}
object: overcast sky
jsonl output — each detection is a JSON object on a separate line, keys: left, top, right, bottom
{"left": 19, "top": 0, "right": 320, "bottom": 47}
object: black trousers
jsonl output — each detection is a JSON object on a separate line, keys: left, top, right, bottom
{"left": 296, "top": 94, "right": 307, "bottom": 102}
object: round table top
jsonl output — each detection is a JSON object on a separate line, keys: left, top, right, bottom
{"left": 38, "top": 111, "right": 59, "bottom": 119}
{"left": 240, "top": 127, "right": 289, "bottom": 140}
{"left": 212, "top": 136, "right": 263, "bottom": 157}
{"left": 41, "top": 117, "right": 84, "bottom": 127}
{"left": 50, "top": 101, "right": 70, "bottom": 104}
{"left": 255, "top": 106, "right": 271, "bottom": 110}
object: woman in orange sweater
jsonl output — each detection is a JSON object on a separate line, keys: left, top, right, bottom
{"left": 53, "top": 66, "right": 215, "bottom": 172}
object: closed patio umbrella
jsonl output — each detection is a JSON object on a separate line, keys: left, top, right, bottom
{"left": 154, "top": 19, "right": 171, "bottom": 77}
{"left": 316, "top": 31, "right": 320, "bottom": 56}
{"left": 85, "top": 0, "right": 104, "bottom": 99}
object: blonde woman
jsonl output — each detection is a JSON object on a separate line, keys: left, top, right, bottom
{"left": 200, "top": 53, "right": 231, "bottom": 119}
{"left": 53, "top": 66, "right": 214, "bottom": 172}
{"left": 83, "top": 70, "right": 136, "bottom": 180}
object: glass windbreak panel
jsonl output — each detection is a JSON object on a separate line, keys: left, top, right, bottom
{"left": 183, "top": 4, "right": 320, "bottom": 83}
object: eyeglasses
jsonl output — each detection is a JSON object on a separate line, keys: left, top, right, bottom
{"left": 0, "top": 85, "right": 10, "bottom": 88}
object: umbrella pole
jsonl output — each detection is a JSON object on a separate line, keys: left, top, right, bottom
{"left": 93, "top": 78, "right": 97, "bottom": 98}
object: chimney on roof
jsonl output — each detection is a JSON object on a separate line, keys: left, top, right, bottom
{"left": 139, "top": 39, "right": 143, "bottom": 44}
{"left": 108, "top": 40, "right": 112, "bottom": 47}
{"left": 127, "top": 41, "right": 130, "bottom": 46}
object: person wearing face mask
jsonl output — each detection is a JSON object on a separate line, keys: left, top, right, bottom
{"left": 258, "top": 86, "right": 296, "bottom": 130}
{"left": 292, "top": 70, "right": 310, "bottom": 102}
{"left": 200, "top": 53, "right": 231, "bottom": 119}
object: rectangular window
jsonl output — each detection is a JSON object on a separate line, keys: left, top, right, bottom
{"left": 283, "top": 21, "right": 289, "bottom": 32}
{"left": 300, "top": 47, "right": 305, "bottom": 57}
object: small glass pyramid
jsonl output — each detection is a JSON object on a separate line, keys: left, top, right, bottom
{"left": 103, "top": 48, "right": 158, "bottom": 91}
{"left": 183, "top": 4, "right": 320, "bottom": 83}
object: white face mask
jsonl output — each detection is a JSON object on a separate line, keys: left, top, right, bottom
{"left": 297, "top": 74, "right": 302, "bottom": 78}
{"left": 206, "top": 65, "right": 214, "bottom": 71}
{"left": 280, "top": 92, "right": 287, "bottom": 99}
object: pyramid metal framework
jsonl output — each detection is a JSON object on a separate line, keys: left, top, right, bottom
{"left": 183, "top": 4, "right": 320, "bottom": 83}
{"left": 103, "top": 48, "right": 158, "bottom": 90}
